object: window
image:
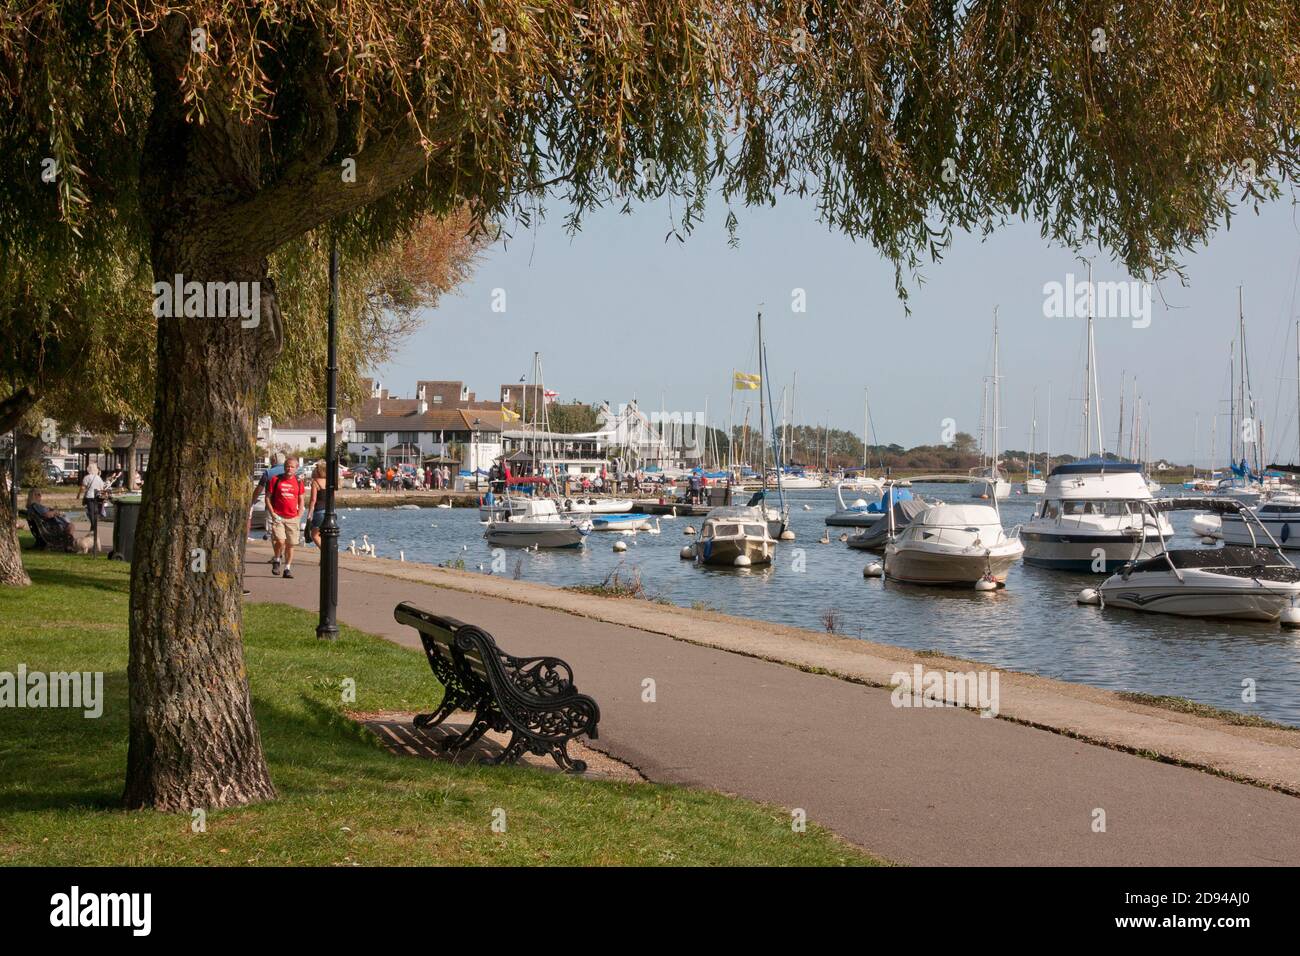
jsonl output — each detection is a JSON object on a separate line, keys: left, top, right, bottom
{"left": 432, "top": 395, "right": 443, "bottom": 404}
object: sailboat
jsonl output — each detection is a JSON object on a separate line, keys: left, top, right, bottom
{"left": 1024, "top": 390, "right": 1046, "bottom": 495}
{"left": 1215, "top": 288, "right": 1265, "bottom": 504}
{"left": 970, "top": 310, "right": 1011, "bottom": 498}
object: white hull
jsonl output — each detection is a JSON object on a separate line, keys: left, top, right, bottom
{"left": 970, "top": 478, "right": 1011, "bottom": 499}
{"left": 563, "top": 498, "right": 634, "bottom": 514}
{"left": 885, "top": 542, "right": 1023, "bottom": 586}
{"left": 590, "top": 514, "right": 653, "bottom": 532}
{"left": 484, "top": 522, "right": 588, "bottom": 548}
{"left": 1221, "top": 513, "right": 1300, "bottom": 549}
{"left": 1100, "top": 571, "right": 1300, "bottom": 621}
{"left": 1023, "top": 478, "right": 1046, "bottom": 495}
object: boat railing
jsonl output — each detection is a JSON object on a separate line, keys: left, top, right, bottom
{"left": 1128, "top": 497, "right": 1294, "bottom": 583}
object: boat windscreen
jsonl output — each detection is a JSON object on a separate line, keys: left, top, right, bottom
{"left": 1127, "top": 546, "right": 1289, "bottom": 573}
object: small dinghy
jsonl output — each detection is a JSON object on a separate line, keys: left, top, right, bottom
{"left": 590, "top": 513, "right": 654, "bottom": 532}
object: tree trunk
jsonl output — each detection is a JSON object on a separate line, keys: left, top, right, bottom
{"left": 0, "top": 466, "right": 29, "bottom": 587}
{"left": 125, "top": 425, "right": 140, "bottom": 491}
{"left": 124, "top": 17, "right": 281, "bottom": 811}
{"left": 0, "top": 387, "right": 36, "bottom": 587}
{"left": 123, "top": 253, "right": 281, "bottom": 811}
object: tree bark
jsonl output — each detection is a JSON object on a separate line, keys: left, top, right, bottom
{"left": 0, "top": 466, "right": 29, "bottom": 587}
{"left": 123, "top": 16, "right": 280, "bottom": 811}
{"left": 0, "top": 387, "right": 36, "bottom": 587}
{"left": 125, "top": 424, "right": 140, "bottom": 491}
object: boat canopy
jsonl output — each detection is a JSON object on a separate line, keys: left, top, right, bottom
{"left": 1047, "top": 459, "right": 1144, "bottom": 477}
{"left": 913, "top": 503, "right": 1001, "bottom": 527}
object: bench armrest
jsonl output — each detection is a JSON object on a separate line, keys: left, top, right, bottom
{"left": 500, "top": 655, "right": 577, "bottom": 698}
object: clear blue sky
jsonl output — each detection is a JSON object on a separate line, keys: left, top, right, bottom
{"left": 376, "top": 192, "right": 1300, "bottom": 465}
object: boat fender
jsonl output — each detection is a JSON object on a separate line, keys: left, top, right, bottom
{"left": 613, "top": 540, "right": 628, "bottom": 553}
{"left": 680, "top": 546, "right": 695, "bottom": 560}
{"left": 684, "top": 525, "right": 696, "bottom": 535}
{"left": 733, "top": 554, "right": 752, "bottom": 567}
{"left": 1281, "top": 602, "right": 1300, "bottom": 628}
{"left": 974, "top": 576, "right": 998, "bottom": 591}
{"left": 863, "top": 562, "right": 884, "bottom": 578}
{"left": 1077, "top": 588, "right": 1102, "bottom": 606}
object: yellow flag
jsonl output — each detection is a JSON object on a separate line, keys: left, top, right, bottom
{"left": 734, "top": 371, "right": 761, "bottom": 390}
{"left": 501, "top": 406, "right": 521, "bottom": 422}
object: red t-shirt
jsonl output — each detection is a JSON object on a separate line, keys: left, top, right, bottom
{"left": 268, "top": 474, "right": 304, "bottom": 519}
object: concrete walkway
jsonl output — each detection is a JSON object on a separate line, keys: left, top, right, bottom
{"left": 244, "top": 543, "right": 1300, "bottom": 866}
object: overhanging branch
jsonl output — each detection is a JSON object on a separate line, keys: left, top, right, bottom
{"left": 210, "top": 125, "right": 449, "bottom": 261}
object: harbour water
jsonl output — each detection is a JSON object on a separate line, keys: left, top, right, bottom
{"left": 322, "top": 485, "right": 1300, "bottom": 726}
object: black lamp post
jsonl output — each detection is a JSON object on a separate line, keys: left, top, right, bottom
{"left": 316, "top": 234, "right": 340, "bottom": 640}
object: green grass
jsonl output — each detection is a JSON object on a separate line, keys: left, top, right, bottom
{"left": 0, "top": 538, "right": 879, "bottom": 866}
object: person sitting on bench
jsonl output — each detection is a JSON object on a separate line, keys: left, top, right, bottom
{"left": 25, "top": 489, "right": 74, "bottom": 551}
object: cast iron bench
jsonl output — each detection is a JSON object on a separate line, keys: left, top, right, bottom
{"left": 394, "top": 602, "right": 601, "bottom": 772}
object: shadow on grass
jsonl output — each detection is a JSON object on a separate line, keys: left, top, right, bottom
{"left": 0, "top": 670, "right": 447, "bottom": 815}
{"left": 23, "top": 563, "right": 131, "bottom": 597}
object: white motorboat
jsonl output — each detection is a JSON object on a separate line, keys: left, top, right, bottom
{"left": 1021, "top": 460, "right": 1172, "bottom": 572}
{"left": 882, "top": 475, "right": 1023, "bottom": 587}
{"left": 484, "top": 498, "right": 590, "bottom": 548}
{"left": 590, "top": 513, "right": 655, "bottom": 532}
{"left": 847, "top": 493, "right": 930, "bottom": 552}
{"left": 694, "top": 505, "right": 776, "bottom": 567}
{"left": 826, "top": 482, "right": 890, "bottom": 528}
{"left": 768, "top": 472, "right": 822, "bottom": 490}
{"left": 1220, "top": 492, "right": 1300, "bottom": 548}
{"left": 1023, "top": 477, "right": 1046, "bottom": 495}
{"left": 1096, "top": 499, "right": 1300, "bottom": 622}
{"left": 562, "top": 497, "right": 635, "bottom": 514}
{"left": 478, "top": 494, "right": 531, "bottom": 522}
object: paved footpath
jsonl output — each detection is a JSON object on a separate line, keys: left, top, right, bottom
{"left": 244, "top": 544, "right": 1300, "bottom": 866}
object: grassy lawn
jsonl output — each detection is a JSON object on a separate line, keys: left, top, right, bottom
{"left": 0, "top": 538, "right": 879, "bottom": 866}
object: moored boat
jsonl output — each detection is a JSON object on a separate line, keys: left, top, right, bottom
{"left": 1095, "top": 499, "right": 1300, "bottom": 622}
{"left": 694, "top": 505, "right": 776, "bottom": 567}
{"left": 484, "top": 498, "right": 591, "bottom": 548}
{"left": 881, "top": 475, "right": 1023, "bottom": 587}
{"left": 1020, "top": 460, "right": 1172, "bottom": 572}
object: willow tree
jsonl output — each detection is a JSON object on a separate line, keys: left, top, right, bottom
{"left": 1, "top": 2, "right": 1295, "bottom": 810}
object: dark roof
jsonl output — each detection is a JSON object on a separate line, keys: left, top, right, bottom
{"left": 1048, "top": 459, "right": 1144, "bottom": 477}
{"left": 353, "top": 402, "right": 504, "bottom": 434}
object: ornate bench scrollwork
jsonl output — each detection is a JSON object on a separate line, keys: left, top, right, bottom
{"left": 394, "top": 603, "right": 601, "bottom": 773}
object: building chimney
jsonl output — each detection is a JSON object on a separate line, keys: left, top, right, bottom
{"left": 417, "top": 384, "right": 426, "bottom": 401}
{"left": 418, "top": 400, "right": 428, "bottom": 414}
{"left": 371, "top": 380, "right": 381, "bottom": 398}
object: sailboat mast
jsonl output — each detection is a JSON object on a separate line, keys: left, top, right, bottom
{"left": 1238, "top": 287, "right": 1246, "bottom": 467}
{"left": 862, "top": 388, "right": 868, "bottom": 472}
{"left": 992, "top": 307, "right": 1001, "bottom": 474}
{"left": 757, "top": 311, "right": 766, "bottom": 476}
{"left": 1116, "top": 371, "right": 1125, "bottom": 459}
{"left": 1087, "top": 261, "right": 1105, "bottom": 457}
{"left": 1083, "top": 262, "right": 1093, "bottom": 458}
{"left": 1295, "top": 319, "right": 1300, "bottom": 464}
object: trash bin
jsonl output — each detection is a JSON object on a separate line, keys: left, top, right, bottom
{"left": 110, "top": 493, "right": 143, "bottom": 562}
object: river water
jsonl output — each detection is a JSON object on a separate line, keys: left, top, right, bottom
{"left": 322, "top": 485, "right": 1300, "bottom": 726}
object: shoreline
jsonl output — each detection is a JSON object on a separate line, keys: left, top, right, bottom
{"left": 256, "top": 541, "right": 1300, "bottom": 797}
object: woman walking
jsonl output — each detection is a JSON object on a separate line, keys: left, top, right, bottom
{"left": 306, "top": 460, "right": 328, "bottom": 546}
{"left": 80, "top": 462, "right": 105, "bottom": 555}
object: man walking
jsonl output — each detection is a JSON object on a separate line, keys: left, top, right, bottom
{"left": 267, "top": 454, "right": 306, "bottom": 579}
